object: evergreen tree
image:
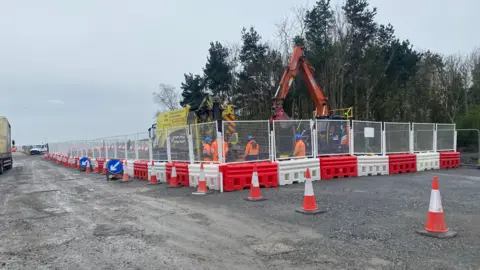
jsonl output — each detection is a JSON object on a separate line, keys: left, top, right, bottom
{"left": 180, "top": 73, "right": 205, "bottom": 111}
{"left": 203, "top": 41, "right": 232, "bottom": 102}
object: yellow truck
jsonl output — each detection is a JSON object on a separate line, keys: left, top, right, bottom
{"left": 0, "top": 116, "right": 13, "bottom": 174}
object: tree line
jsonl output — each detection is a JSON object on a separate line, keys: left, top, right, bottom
{"left": 154, "top": 0, "right": 480, "bottom": 128}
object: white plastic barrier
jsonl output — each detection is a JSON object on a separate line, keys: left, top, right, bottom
{"left": 188, "top": 163, "right": 220, "bottom": 190}
{"left": 278, "top": 158, "right": 320, "bottom": 186}
{"left": 91, "top": 159, "right": 98, "bottom": 170}
{"left": 357, "top": 155, "right": 389, "bottom": 176}
{"left": 126, "top": 160, "right": 135, "bottom": 177}
{"left": 149, "top": 162, "right": 167, "bottom": 183}
{"left": 416, "top": 152, "right": 439, "bottom": 171}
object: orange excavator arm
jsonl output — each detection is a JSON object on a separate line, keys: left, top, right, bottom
{"left": 271, "top": 46, "right": 329, "bottom": 120}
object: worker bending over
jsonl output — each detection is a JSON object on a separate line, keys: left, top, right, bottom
{"left": 244, "top": 136, "right": 260, "bottom": 161}
{"left": 293, "top": 134, "right": 306, "bottom": 157}
{"left": 203, "top": 137, "right": 213, "bottom": 162}
{"left": 212, "top": 137, "right": 229, "bottom": 163}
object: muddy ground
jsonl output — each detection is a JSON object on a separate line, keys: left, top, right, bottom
{"left": 0, "top": 153, "right": 479, "bottom": 269}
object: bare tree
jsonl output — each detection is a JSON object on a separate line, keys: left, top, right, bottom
{"left": 152, "top": 83, "right": 180, "bottom": 116}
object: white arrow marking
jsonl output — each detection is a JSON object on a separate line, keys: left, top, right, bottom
{"left": 109, "top": 161, "right": 120, "bottom": 172}
{"left": 81, "top": 161, "right": 88, "bottom": 166}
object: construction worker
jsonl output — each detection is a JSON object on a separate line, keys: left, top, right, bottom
{"left": 244, "top": 136, "right": 259, "bottom": 161}
{"left": 293, "top": 134, "right": 306, "bottom": 157}
{"left": 212, "top": 137, "right": 229, "bottom": 163}
{"left": 203, "top": 137, "right": 213, "bottom": 162}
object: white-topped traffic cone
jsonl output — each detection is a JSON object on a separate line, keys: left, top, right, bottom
{"left": 244, "top": 165, "right": 266, "bottom": 201}
{"left": 166, "top": 165, "right": 181, "bottom": 188}
{"left": 295, "top": 168, "right": 326, "bottom": 215}
{"left": 192, "top": 163, "right": 213, "bottom": 195}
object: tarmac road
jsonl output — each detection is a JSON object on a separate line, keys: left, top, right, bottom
{"left": 0, "top": 153, "right": 479, "bottom": 269}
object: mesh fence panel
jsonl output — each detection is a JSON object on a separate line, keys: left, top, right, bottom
{"left": 87, "top": 141, "right": 94, "bottom": 158}
{"left": 153, "top": 128, "right": 168, "bottom": 161}
{"left": 190, "top": 122, "right": 217, "bottom": 162}
{"left": 385, "top": 122, "right": 410, "bottom": 153}
{"left": 413, "top": 123, "right": 434, "bottom": 152}
{"left": 353, "top": 121, "right": 382, "bottom": 154}
{"left": 168, "top": 125, "right": 189, "bottom": 161}
{"left": 437, "top": 123, "right": 455, "bottom": 151}
{"left": 457, "top": 129, "right": 479, "bottom": 166}
{"left": 316, "top": 119, "right": 350, "bottom": 155}
{"left": 223, "top": 120, "right": 270, "bottom": 163}
{"left": 137, "top": 132, "right": 150, "bottom": 160}
{"left": 273, "top": 120, "right": 313, "bottom": 159}
{"left": 125, "top": 133, "right": 137, "bottom": 160}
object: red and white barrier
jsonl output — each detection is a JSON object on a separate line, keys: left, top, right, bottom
{"left": 357, "top": 155, "right": 389, "bottom": 176}
{"left": 277, "top": 158, "right": 320, "bottom": 185}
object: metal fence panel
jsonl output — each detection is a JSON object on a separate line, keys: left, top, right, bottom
{"left": 437, "top": 123, "right": 455, "bottom": 151}
{"left": 190, "top": 122, "right": 217, "bottom": 162}
{"left": 223, "top": 120, "right": 270, "bottom": 163}
{"left": 316, "top": 119, "right": 350, "bottom": 155}
{"left": 413, "top": 123, "right": 434, "bottom": 152}
{"left": 136, "top": 132, "right": 150, "bottom": 160}
{"left": 273, "top": 120, "right": 313, "bottom": 159}
{"left": 167, "top": 125, "right": 189, "bottom": 161}
{"left": 353, "top": 120, "right": 382, "bottom": 154}
{"left": 152, "top": 128, "right": 168, "bottom": 161}
{"left": 385, "top": 122, "right": 410, "bottom": 153}
{"left": 456, "top": 129, "right": 479, "bottom": 166}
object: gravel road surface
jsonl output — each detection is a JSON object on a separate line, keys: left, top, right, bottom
{"left": 1, "top": 153, "right": 479, "bottom": 269}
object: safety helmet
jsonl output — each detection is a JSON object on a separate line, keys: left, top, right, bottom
{"left": 295, "top": 134, "right": 302, "bottom": 140}
{"left": 205, "top": 137, "right": 212, "bottom": 143}
{"left": 248, "top": 136, "right": 254, "bottom": 141}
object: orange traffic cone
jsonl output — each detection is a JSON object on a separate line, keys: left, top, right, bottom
{"left": 416, "top": 176, "right": 458, "bottom": 238}
{"left": 167, "top": 165, "right": 181, "bottom": 188}
{"left": 93, "top": 162, "right": 99, "bottom": 173}
{"left": 101, "top": 160, "right": 107, "bottom": 175}
{"left": 296, "top": 168, "right": 326, "bottom": 215}
{"left": 148, "top": 161, "right": 159, "bottom": 185}
{"left": 192, "top": 163, "right": 213, "bottom": 195}
{"left": 244, "top": 165, "right": 266, "bottom": 201}
{"left": 85, "top": 159, "right": 92, "bottom": 172}
{"left": 121, "top": 160, "right": 131, "bottom": 182}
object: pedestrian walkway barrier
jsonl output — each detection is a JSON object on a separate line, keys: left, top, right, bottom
{"left": 416, "top": 152, "right": 440, "bottom": 171}
{"left": 188, "top": 163, "right": 221, "bottom": 190}
{"left": 133, "top": 160, "right": 149, "bottom": 180}
{"left": 166, "top": 162, "right": 190, "bottom": 187}
{"left": 388, "top": 154, "right": 417, "bottom": 174}
{"left": 319, "top": 156, "right": 358, "bottom": 180}
{"left": 439, "top": 152, "right": 460, "bottom": 169}
{"left": 277, "top": 158, "right": 320, "bottom": 185}
{"left": 357, "top": 155, "right": 389, "bottom": 176}
{"left": 219, "top": 162, "right": 278, "bottom": 192}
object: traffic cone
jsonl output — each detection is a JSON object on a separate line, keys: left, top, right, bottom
{"left": 244, "top": 165, "right": 266, "bottom": 201}
{"left": 167, "top": 165, "right": 181, "bottom": 188}
{"left": 101, "top": 160, "right": 107, "bottom": 175}
{"left": 121, "top": 160, "right": 131, "bottom": 182}
{"left": 85, "top": 159, "right": 92, "bottom": 172}
{"left": 416, "top": 176, "right": 458, "bottom": 238}
{"left": 93, "top": 162, "right": 99, "bottom": 173}
{"left": 148, "top": 161, "right": 159, "bottom": 185}
{"left": 192, "top": 163, "right": 213, "bottom": 195}
{"left": 295, "top": 168, "right": 326, "bottom": 215}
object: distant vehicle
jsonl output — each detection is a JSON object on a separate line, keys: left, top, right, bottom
{"left": 30, "top": 144, "right": 48, "bottom": 155}
{"left": 0, "top": 116, "right": 13, "bottom": 174}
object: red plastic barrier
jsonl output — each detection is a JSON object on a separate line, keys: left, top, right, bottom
{"left": 319, "top": 156, "right": 358, "bottom": 180}
{"left": 219, "top": 162, "right": 278, "bottom": 192}
{"left": 96, "top": 158, "right": 106, "bottom": 173}
{"left": 166, "top": 162, "right": 190, "bottom": 187}
{"left": 75, "top": 157, "right": 80, "bottom": 169}
{"left": 134, "top": 161, "right": 149, "bottom": 180}
{"left": 439, "top": 152, "right": 460, "bottom": 169}
{"left": 388, "top": 154, "right": 416, "bottom": 174}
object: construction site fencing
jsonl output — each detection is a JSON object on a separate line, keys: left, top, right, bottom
{"left": 384, "top": 122, "right": 410, "bottom": 154}
{"left": 273, "top": 120, "right": 314, "bottom": 160}
{"left": 223, "top": 120, "right": 270, "bottom": 163}
{"left": 190, "top": 122, "right": 218, "bottom": 162}
{"left": 136, "top": 132, "right": 151, "bottom": 161}
{"left": 168, "top": 125, "right": 189, "bottom": 162}
{"left": 413, "top": 123, "right": 435, "bottom": 152}
{"left": 437, "top": 124, "right": 456, "bottom": 151}
{"left": 316, "top": 119, "right": 350, "bottom": 156}
{"left": 152, "top": 127, "right": 168, "bottom": 161}
{"left": 456, "top": 129, "right": 479, "bottom": 167}
{"left": 352, "top": 120, "right": 382, "bottom": 155}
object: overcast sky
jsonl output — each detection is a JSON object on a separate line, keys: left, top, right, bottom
{"left": 1, "top": 0, "right": 479, "bottom": 145}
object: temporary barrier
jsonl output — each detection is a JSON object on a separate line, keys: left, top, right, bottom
{"left": 316, "top": 119, "right": 351, "bottom": 156}
{"left": 439, "top": 152, "right": 460, "bottom": 169}
{"left": 273, "top": 120, "right": 314, "bottom": 160}
{"left": 219, "top": 162, "right": 278, "bottom": 192}
{"left": 166, "top": 162, "right": 190, "bottom": 187}
{"left": 223, "top": 120, "right": 271, "bottom": 163}
{"left": 384, "top": 122, "right": 410, "bottom": 154}
{"left": 388, "top": 154, "right": 417, "bottom": 174}
{"left": 96, "top": 158, "right": 106, "bottom": 174}
{"left": 319, "top": 156, "right": 358, "bottom": 180}
{"left": 149, "top": 162, "right": 167, "bottom": 183}
{"left": 416, "top": 152, "right": 440, "bottom": 171}
{"left": 188, "top": 163, "right": 220, "bottom": 190}
{"left": 126, "top": 160, "right": 135, "bottom": 178}
{"left": 413, "top": 123, "right": 435, "bottom": 152}
{"left": 352, "top": 120, "right": 383, "bottom": 155}
{"left": 357, "top": 155, "right": 389, "bottom": 176}
{"left": 277, "top": 158, "right": 320, "bottom": 185}
{"left": 91, "top": 159, "right": 98, "bottom": 172}
{"left": 133, "top": 160, "right": 149, "bottom": 180}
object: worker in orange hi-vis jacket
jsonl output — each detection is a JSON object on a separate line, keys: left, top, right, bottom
{"left": 212, "top": 137, "right": 229, "bottom": 163}
{"left": 244, "top": 136, "right": 260, "bottom": 161}
{"left": 203, "top": 137, "right": 213, "bottom": 162}
{"left": 293, "top": 134, "right": 306, "bottom": 157}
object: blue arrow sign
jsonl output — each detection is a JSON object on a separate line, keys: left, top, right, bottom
{"left": 107, "top": 159, "right": 123, "bottom": 174}
{"left": 79, "top": 157, "right": 89, "bottom": 168}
